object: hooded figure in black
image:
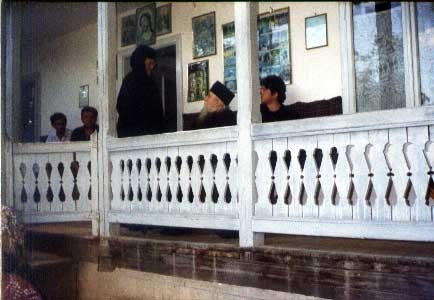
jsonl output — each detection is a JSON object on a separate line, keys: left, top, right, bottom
{"left": 116, "top": 45, "right": 163, "bottom": 137}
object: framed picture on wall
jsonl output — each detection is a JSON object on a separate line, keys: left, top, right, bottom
{"left": 79, "top": 85, "right": 89, "bottom": 108}
{"left": 136, "top": 3, "right": 156, "bottom": 46}
{"left": 188, "top": 60, "right": 209, "bottom": 103}
{"left": 305, "top": 14, "right": 328, "bottom": 50}
{"left": 192, "top": 12, "right": 216, "bottom": 59}
{"left": 258, "top": 7, "right": 292, "bottom": 84}
{"left": 222, "top": 22, "right": 237, "bottom": 93}
{"left": 156, "top": 4, "right": 172, "bottom": 36}
{"left": 121, "top": 14, "right": 136, "bottom": 47}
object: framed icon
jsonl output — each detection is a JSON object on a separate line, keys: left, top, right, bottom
{"left": 188, "top": 60, "right": 209, "bottom": 103}
{"left": 121, "top": 14, "right": 136, "bottom": 47}
{"left": 192, "top": 12, "right": 216, "bottom": 59}
{"left": 156, "top": 4, "right": 172, "bottom": 36}
{"left": 136, "top": 3, "right": 156, "bottom": 46}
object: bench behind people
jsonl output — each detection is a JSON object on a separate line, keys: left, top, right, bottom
{"left": 182, "top": 96, "right": 343, "bottom": 130}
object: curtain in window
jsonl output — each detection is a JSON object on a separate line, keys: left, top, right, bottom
{"left": 353, "top": 2, "right": 405, "bottom": 112}
{"left": 416, "top": 2, "right": 434, "bottom": 106}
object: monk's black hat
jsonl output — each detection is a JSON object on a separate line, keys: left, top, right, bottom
{"left": 209, "top": 81, "right": 235, "bottom": 106}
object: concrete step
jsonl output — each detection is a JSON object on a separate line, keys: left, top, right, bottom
{"left": 24, "top": 250, "right": 78, "bottom": 300}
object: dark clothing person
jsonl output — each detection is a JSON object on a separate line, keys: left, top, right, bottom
{"left": 70, "top": 125, "right": 99, "bottom": 141}
{"left": 116, "top": 45, "right": 163, "bottom": 137}
{"left": 260, "top": 103, "right": 298, "bottom": 123}
{"left": 193, "top": 108, "right": 237, "bottom": 130}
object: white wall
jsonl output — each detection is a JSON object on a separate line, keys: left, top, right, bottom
{"left": 118, "top": 2, "right": 342, "bottom": 113}
{"left": 29, "top": 1, "right": 342, "bottom": 135}
{"left": 22, "top": 23, "right": 98, "bottom": 136}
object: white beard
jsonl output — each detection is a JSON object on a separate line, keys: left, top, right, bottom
{"left": 197, "top": 106, "right": 211, "bottom": 123}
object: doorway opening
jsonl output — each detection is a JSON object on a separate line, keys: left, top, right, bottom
{"left": 118, "top": 42, "right": 180, "bottom": 134}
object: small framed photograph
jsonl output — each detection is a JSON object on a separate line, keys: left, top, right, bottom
{"left": 305, "top": 14, "right": 328, "bottom": 50}
{"left": 188, "top": 60, "right": 209, "bottom": 103}
{"left": 121, "top": 14, "right": 136, "bottom": 47}
{"left": 156, "top": 4, "right": 172, "bottom": 36}
{"left": 136, "top": 3, "right": 156, "bottom": 46}
{"left": 79, "top": 85, "right": 89, "bottom": 108}
{"left": 192, "top": 12, "right": 216, "bottom": 59}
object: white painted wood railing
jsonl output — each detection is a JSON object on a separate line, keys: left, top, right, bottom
{"left": 106, "top": 127, "right": 240, "bottom": 230}
{"left": 12, "top": 137, "right": 98, "bottom": 226}
{"left": 251, "top": 108, "right": 434, "bottom": 241}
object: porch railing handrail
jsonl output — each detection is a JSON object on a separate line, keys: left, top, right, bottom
{"left": 252, "top": 105, "right": 434, "bottom": 140}
{"left": 106, "top": 125, "right": 238, "bottom": 152}
{"left": 13, "top": 141, "right": 91, "bottom": 154}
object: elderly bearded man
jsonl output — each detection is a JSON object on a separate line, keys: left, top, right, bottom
{"left": 193, "top": 81, "right": 236, "bottom": 130}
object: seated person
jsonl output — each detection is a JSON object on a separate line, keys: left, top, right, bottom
{"left": 70, "top": 106, "right": 99, "bottom": 141}
{"left": 193, "top": 81, "right": 236, "bottom": 130}
{"left": 260, "top": 75, "right": 299, "bottom": 122}
{"left": 46, "top": 112, "right": 71, "bottom": 142}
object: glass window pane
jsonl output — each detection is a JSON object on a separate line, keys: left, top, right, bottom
{"left": 353, "top": 2, "right": 406, "bottom": 112}
{"left": 416, "top": 2, "right": 434, "bottom": 106}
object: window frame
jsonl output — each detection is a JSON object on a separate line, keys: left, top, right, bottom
{"left": 339, "top": 2, "right": 426, "bottom": 114}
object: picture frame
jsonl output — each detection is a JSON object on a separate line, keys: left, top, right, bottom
{"left": 222, "top": 22, "right": 237, "bottom": 93}
{"left": 305, "top": 13, "right": 328, "bottom": 50}
{"left": 257, "top": 7, "right": 292, "bottom": 84}
{"left": 79, "top": 85, "right": 89, "bottom": 108}
{"left": 192, "top": 12, "right": 216, "bottom": 59}
{"left": 156, "top": 4, "right": 172, "bottom": 36}
{"left": 188, "top": 60, "right": 209, "bottom": 103}
{"left": 136, "top": 3, "right": 156, "bottom": 46}
{"left": 121, "top": 14, "right": 136, "bottom": 47}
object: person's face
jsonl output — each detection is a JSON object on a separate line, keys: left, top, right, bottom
{"left": 260, "top": 86, "right": 278, "bottom": 105}
{"left": 52, "top": 119, "right": 66, "bottom": 136}
{"left": 144, "top": 58, "right": 156, "bottom": 77}
{"left": 140, "top": 15, "right": 150, "bottom": 30}
{"left": 204, "top": 91, "right": 224, "bottom": 111}
{"left": 82, "top": 111, "right": 97, "bottom": 129}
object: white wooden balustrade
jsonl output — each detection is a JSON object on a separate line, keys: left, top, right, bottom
{"left": 252, "top": 107, "right": 434, "bottom": 241}
{"left": 106, "top": 127, "right": 240, "bottom": 230}
{"left": 11, "top": 137, "right": 98, "bottom": 229}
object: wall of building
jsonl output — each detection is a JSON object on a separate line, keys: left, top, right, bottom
{"left": 118, "top": 2, "right": 342, "bottom": 114}
{"left": 78, "top": 262, "right": 319, "bottom": 300}
{"left": 28, "top": 1, "right": 341, "bottom": 135}
{"left": 38, "top": 23, "right": 98, "bottom": 135}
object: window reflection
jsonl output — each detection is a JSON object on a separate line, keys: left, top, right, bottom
{"left": 416, "top": 2, "right": 434, "bottom": 106}
{"left": 353, "top": 2, "right": 405, "bottom": 112}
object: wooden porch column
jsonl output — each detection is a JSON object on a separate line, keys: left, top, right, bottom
{"left": 235, "top": 2, "right": 264, "bottom": 247}
{"left": 2, "top": 2, "right": 21, "bottom": 207}
{"left": 97, "top": 2, "right": 117, "bottom": 237}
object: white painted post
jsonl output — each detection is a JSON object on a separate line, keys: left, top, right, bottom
{"left": 235, "top": 2, "right": 263, "bottom": 247}
{"left": 90, "top": 132, "right": 99, "bottom": 235}
{"left": 97, "top": 2, "right": 117, "bottom": 237}
{"left": 3, "top": 2, "right": 22, "bottom": 208}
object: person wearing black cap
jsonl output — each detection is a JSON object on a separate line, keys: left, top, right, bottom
{"left": 116, "top": 45, "right": 163, "bottom": 137}
{"left": 193, "top": 81, "right": 237, "bottom": 130}
{"left": 260, "top": 75, "right": 298, "bottom": 122}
